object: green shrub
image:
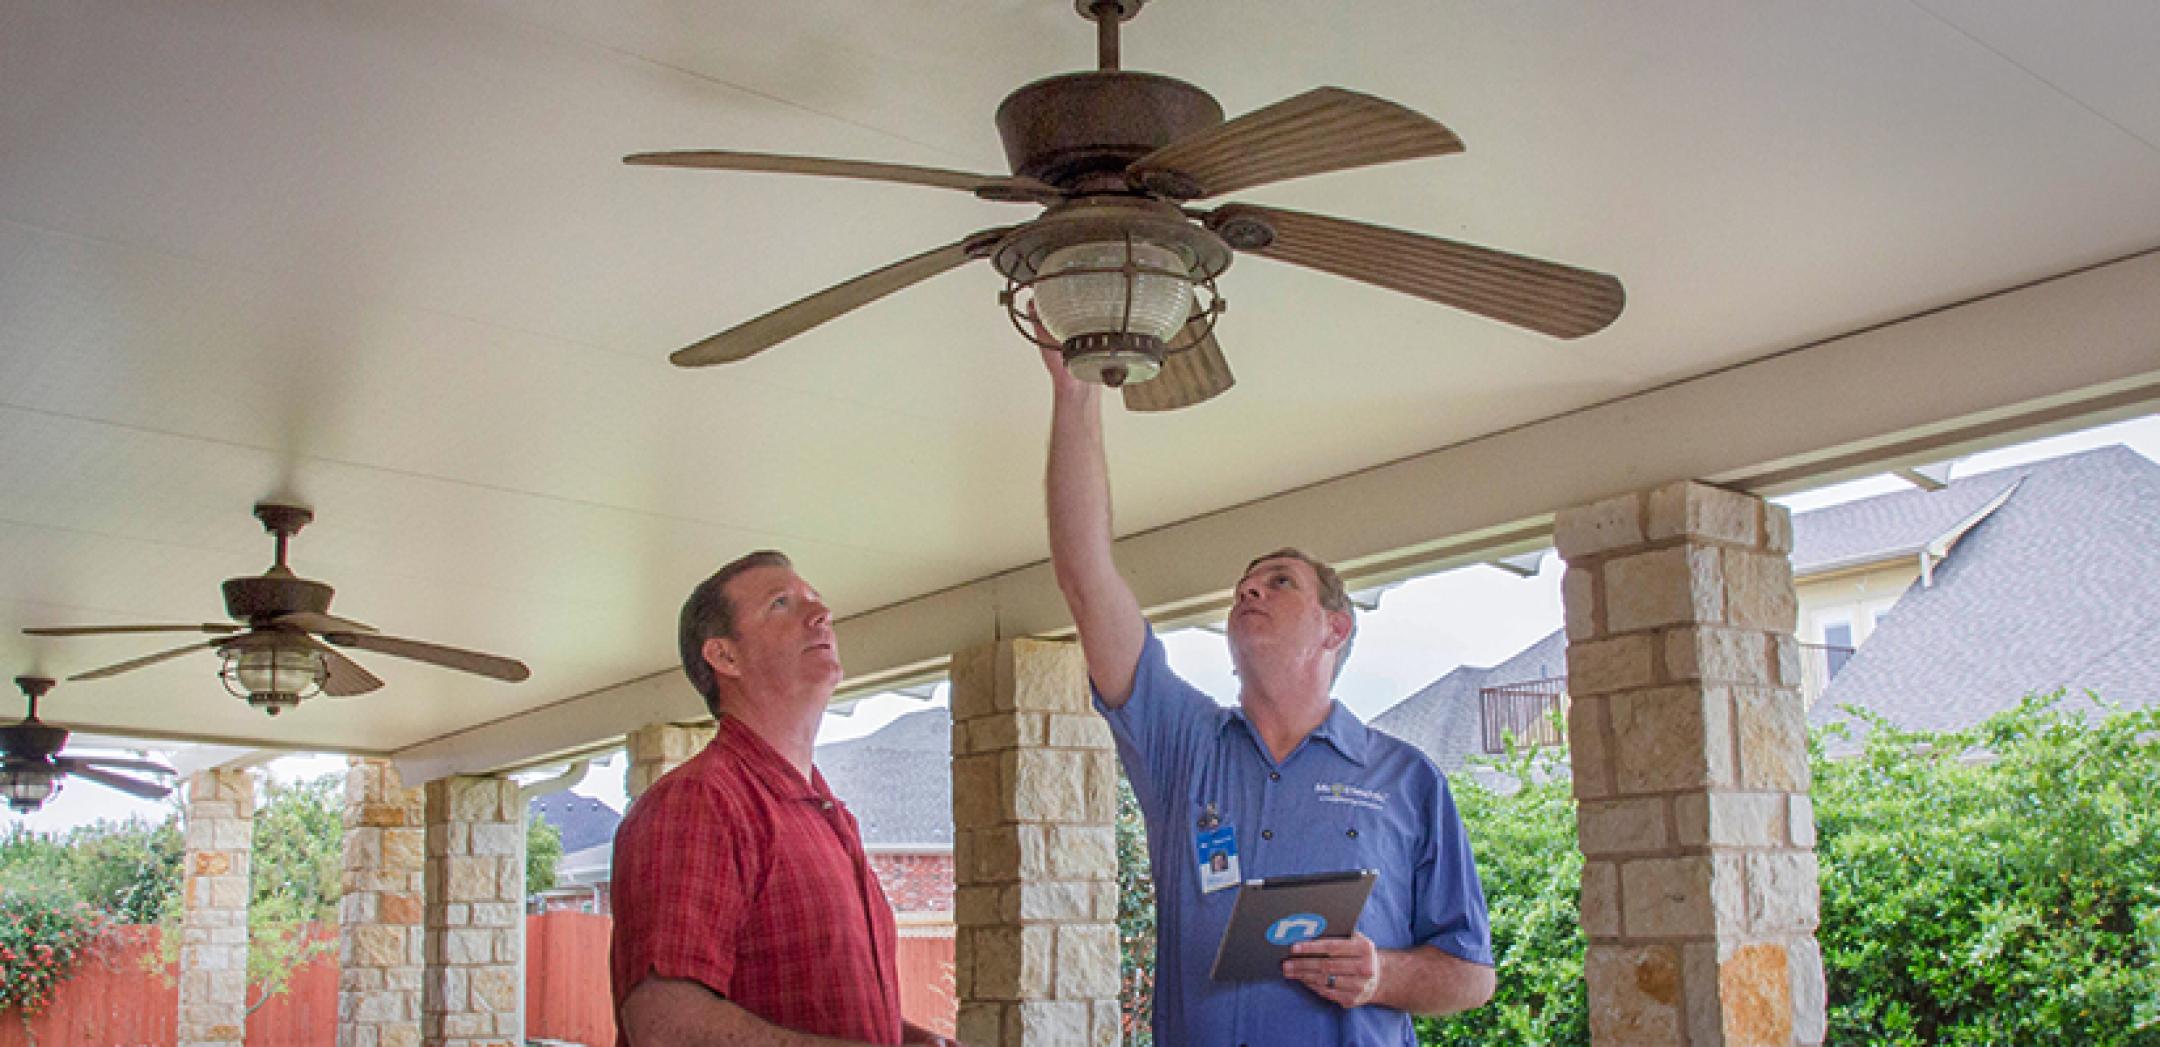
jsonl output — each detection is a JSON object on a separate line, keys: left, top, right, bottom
{"left": 0, "top": 891, "right": 109, "bottom": 1020}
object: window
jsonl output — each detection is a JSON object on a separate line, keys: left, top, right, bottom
{"left": 1823, "top": 620, "right": 1854, "bottom": 678}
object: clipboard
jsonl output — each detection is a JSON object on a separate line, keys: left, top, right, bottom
{"left": 1208, "top": 868, "right": 1377, "bottom": 981}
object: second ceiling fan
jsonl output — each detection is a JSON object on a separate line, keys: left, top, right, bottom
{"left": 629, "top": 0, "right": 1624, "bottom": 412}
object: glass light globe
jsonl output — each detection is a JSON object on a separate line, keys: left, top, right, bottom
{"left": 1033, "top": 240, "right": 1195, "bottom": 344}
{"left": 233, "top": 646, "right": 325, "bottom": 697}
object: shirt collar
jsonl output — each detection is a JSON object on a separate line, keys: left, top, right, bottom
{"left": 1222, "top": 700, "right": 1372, "bottom": 767}
{"left": 717, "top": 715, "right": 835, "bottom": 802}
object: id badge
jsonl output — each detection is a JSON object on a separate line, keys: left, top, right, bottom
{"left": 1195, "top": 824, "right": 1242, "bottom": 893}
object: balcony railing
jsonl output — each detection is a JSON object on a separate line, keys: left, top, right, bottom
{"left": 1478, "top": 676, "right": 1568, "bottom": 753}
{"left": 1795, "top": 642, "right": 1856, "bottom": 708}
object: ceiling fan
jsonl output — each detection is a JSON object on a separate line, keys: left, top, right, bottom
{"left": 23, "top": 503, "right": 530, "bottom": 716}
{"left": 629, "top": 0, "right": 1624, "bottom": 412}
{"left": 2, "top": 676, "right": 175, "bottom": 813}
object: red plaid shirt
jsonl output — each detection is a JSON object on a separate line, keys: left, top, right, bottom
{"left": 610, "top": 716, "right": 902, "bottom": 1044}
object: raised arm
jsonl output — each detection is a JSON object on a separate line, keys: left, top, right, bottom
{"left": 621, "top": 979, "right": 905, "bottom": 1046}
{"left": 1041, "top": 346, "right": 1147, "bottom": 706}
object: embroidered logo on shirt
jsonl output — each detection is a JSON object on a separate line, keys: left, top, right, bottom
{"left": 1314, "top": 782, "right": 1388, "bottom": 810}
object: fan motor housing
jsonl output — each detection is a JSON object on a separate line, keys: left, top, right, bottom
{"left": 222, "top": 574, "right": 335, "bottom": 621}
{"left": 1, "top": 723, "right": 68, "bottom": 762}
{"left": 996, "top": 71, "right": 1223, "bottom": 188}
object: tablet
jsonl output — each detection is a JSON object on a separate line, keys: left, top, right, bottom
{"left": 1208, "top": 868, "right": 1378, "bottom": 981}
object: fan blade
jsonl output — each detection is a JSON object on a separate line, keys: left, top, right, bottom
{"left": 1123, "top": 319, "right": 1235, "bottom": 412}
{"left": 57, "top": 755, "right": 174, "bottom": 776}
{"left": 25, "top": 623, "right": 239, "bottom": 637}
{"left": 324, "top": 633, "right": 529, "bottom": 683}
{"left": 624, "top": 150, "right": 1058, "bottom": 201}
{"left": 61, "top": 763, "right": 172, "bottom": 801}
{"left": 1207, "top": 204, "right": 1624, "bottom": 339}
{"left": 69, "top": 639, "right": 225, "bottom": 681}
{"left": 671, "top": 229, "right": 1006, "bottom": 367}
{"left": 1128, "top": 88, "right": 1463, "bottom": 199}
{"left": 298, "top": 637, "right": 384, "bottom": 698}
{"left": 271, "top": 611, "right": 378, "bottom": 635}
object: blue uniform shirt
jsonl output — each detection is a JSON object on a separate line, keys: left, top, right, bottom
{"left": 1096, "top": 627, "right": 1492, "bottom": 1047}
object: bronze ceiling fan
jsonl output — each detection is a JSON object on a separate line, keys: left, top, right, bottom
{"left": 629, "top": 0, "right": 1624, "bottom": 412}
{"left": 2, "top": 676, "right": 176, "bottom": 812}
{"left": 22, "top": 504, "right": 530, "bottom": 716}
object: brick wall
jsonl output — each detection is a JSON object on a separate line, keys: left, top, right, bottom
{"left": 870, "top": 853, "right": 954, "bottom": 914}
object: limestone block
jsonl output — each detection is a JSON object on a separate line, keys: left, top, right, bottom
{"left": 1048, "top": 825, "right": 1115, "bottom": 879}
{"left": 492, "top": 928, "right": 522, "bottom": 963}
{"left": 1773, "top": 634, "right": 1804, "bottom": 691}
{"left": 1007, "top": 748, "right": 1087, "bottom": 823}
{"left": 954, "top": 886, "right": 999, "bottom": 928}
{"left": 379, "top": 891, "right": 425, "bottom": 926}
{"left": 342, "top": 1024, "right": 380, "bottom": 1047}
{"left": 340, "top": 892, "right": 377, "bottom": 926}
{"left": 1008, "top": 880, "right": 1094, "bottom": 922}
{"left": 1701, "top": 940, "right": 1795, "bottom": 1047}
{"left": 1621, "top": 854, "right": 1744, "bottom": 938}
{"left": 1584, "top": 943, "right": 1682, "bottom": 1046}
{"left": 445, "top": 857, "right": 500, "bottom": 902}
{"left": 948, "top": 641, "right": 1001, "bottom": 719}
{"left": 469, "top": 902, "right": 520, "bottom": 928}
{"left": 340, "top": 966, "right": 385, "bottom": 992}
{"left": 1746, "top": 852, "right": 1821, "bottom": 933}
{"left": 1047, "top": 713, "right": 1113, "bottom": 750}
{"left": 1577, "top": 797, "right": 1670, "bottom": 857}
{"left": 1605, "top": 546, "right": 1723, "bottom": 634}
{"left": 956, "top": 1003, "right": 1003, "bottom": 1047}
{"left": 970, "top": 924, "right": 1054, "bottom": 1000}
{"left": 351, "top": 925, "right": 408, "bottom": 967}
{"left": 1566, "top": 696, "right": 1615, "bottom": 801}
{"left": 424, "top": 966, "right": 470, "bottom": 1012}
{"left": 1009, "top": 639, "right": 1087, "bottom": 714}
{"left": 440, "top": 928, "right": 494, "bottom": 965}
{"left": 1789, "top": 936, "right": 1827, "bottom": 1044}
{"left": 467, "top": 823, "right": 521, "bottom": 857}
{"left": 1554, "top": 492, "right": 1645, "bottom": 560}
{"left": 970, "top": 714, "right": 1046, "bottom": 753}
{"left": 1013, "top": 1000, "right": 1090, "bottom": 1047}
{"left": 379, "top": 828, "right": 423, "bottom": 873}
{"left": 192, "top": 851, "right": 234, "bottom": 877}
{"left": 493, "top": 852, "right": 524, "bottom": 901}
{"left": 1090, "top": 999, "right": 1122, "bottom": 1047}
{"left": 1083, "top": 751, "right": 1120, "bottom": 824}
{"left": 470, "top": 967, "right": 519, "bottom": 1013}
{"left": 355, "top": 802, "right": 419, "bottom": 829}
{"left": 212, "top": 819, "right": 253, "bottom": 851}
{"left": 381, "top": 1026, "right": 422, "bottom": 1047}
{"left": 1646, "top": 481, "right": 1761, "bottom": 546}
{"left": 208, "top": 875, "right": 249, "bottom": 909}
{"left": 1673, "top": 791, "right": 1787, "bottom": 849}
{"left": 950, "top": 719, "right": 976, "bottom": 758}
{"left": 189, "top": 800, "right": 239, "bottom": 823}
{"left": 1735, "top": 686, "right": 1810, "bottom": 792}
{"left": 1053, "top": 923, "right": 1120, "bottom": 999}
{"left": 1763, "top": 503, "right": 1794, "bottom": 555}
{"left": 952, "top": 755, "right": 1003, "bottom": 830}
{"left": 1581, "top": 861, "right": 1620, "bottom": 939}
{"left": 440, "top": 1012, "right": 490, "bottom": 1037}
{"left": 1664, "top": 626, "right": 1775, "bottom": 686}
{"left": 1093, "top": 882, "right": 1121, "bottom": 922}
{"left": 425, "top": 823, "right": 467, "bottom": 857}
{"left": 1721, "top": 549, "right": 1797, "bottom": 632}
{"left": 351, "top": 990, "right": 408, "bottom": 1023}
{"left": 1567, "top": 634, "right": 1656, "bottom": 696}
{"left": 1789, "top": 795, "right": 1817, "bottom": 849}
{"left": 1609, "top": 686, "right": 1734, "bottom": 793}
{"left": 964, "top": 825, "right": 1047, "bottom": 883}
{"left": 1564, "top": 566, "right": 1599, "bottom": 642}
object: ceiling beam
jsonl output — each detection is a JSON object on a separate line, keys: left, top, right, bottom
{"left": 394, "top": 248, "right": 2160, "bottom": 784}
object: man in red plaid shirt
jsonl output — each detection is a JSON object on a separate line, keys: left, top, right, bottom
{"left": 611, "top": 550, "right": 960, "bottom": 1046}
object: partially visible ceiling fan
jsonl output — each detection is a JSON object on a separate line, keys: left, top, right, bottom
{"left": 629, "top": 0, "right": 1623, "bottom": 412}
{"left": 2, "top": 676, "right": 175, "bottom": 813}
{"left": 23, "top": 503, "right": 530, "bottom": 716}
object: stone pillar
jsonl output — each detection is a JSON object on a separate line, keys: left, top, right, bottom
{"left": 421, "top": 776, "right": 524, "bottom": 1047}
{"left": 948, "top": 638, "right": 1121, "bottom": 1047}
{"left": 340, "top": 759, "right": 426, "bottom": 1047}
{"left": 624, "top": 722, "right": 716, "bottom": 801}
{"left": 178, "top": 768, "right": 255, "bottom": 1047}
{"left": 1556, "top": 481, "right": 1825, "bottom": 1047}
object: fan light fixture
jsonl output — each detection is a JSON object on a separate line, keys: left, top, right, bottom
{"left": 219, "top": 644, "right": 326, "bottom": 716}
{"left": 1, "top": 764, "right": 60, "bottom": 813}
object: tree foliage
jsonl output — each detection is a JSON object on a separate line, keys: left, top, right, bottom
{"left": 526, "top": 813, "right": 562, "bottom": 896}
{"left": 0, "top": 815, "right": 183, "bottom": 925}
{"left": 1114, "top": 772, "right": 1156, "bottom": 1046}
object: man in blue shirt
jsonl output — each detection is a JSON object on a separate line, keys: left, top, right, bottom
{"left": 1039, "top": 346, "right": 1495, "bottom": 1045}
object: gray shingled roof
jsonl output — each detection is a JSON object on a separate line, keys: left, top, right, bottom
{"left": 528, "top": 793, "right": 623, "bottom": 853}
{"left": 817, "top": 707, "right": 953, "bottom": 850}
{"left": 1789, "top": 473, "right": 2018, "bottom": 573}
{"left": 1811, "top": 445, "right": 2160, "bottom": 737}
{"left": 1370, "top": 629, "right": 1569, "bottom": 778}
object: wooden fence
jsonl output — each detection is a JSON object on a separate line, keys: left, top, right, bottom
{"left": 3, "top": 916, "right": 956, "bottom": 1046}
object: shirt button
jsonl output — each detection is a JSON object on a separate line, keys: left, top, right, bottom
{"left": 1269, "top": 772, "right": 1281, "bottom": 782}
{"left": 1261, "top": 829, "right": 1274, "bottom": 840}
{"left": 1346, "top": 829, "right": 1359, "bottom": 839}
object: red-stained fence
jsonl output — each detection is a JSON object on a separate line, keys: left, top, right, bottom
{"left": 3, "top": 915, "right": 954, "bottom": 1046}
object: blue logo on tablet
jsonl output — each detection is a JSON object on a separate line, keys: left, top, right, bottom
{"left": 1266, "top": 913, "right": 1327, "bottom": 945}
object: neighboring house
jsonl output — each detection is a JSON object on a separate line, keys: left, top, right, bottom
{"left": 527, "top": 709, "right": 958, "bottom": 920}
{"left": 1374, "top": 445, "right": 2160, "bottom": 770}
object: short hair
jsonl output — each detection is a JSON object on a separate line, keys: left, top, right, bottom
{"left": 679, "top": 550, "right": 794, "bottom": 714}
{"left": 1243, "top": 547, "right": 1359, "bottom": 681}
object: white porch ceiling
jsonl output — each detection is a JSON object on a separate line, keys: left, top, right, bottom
{"left": 3, "top": 1, "right": 2157, "bottom": 761}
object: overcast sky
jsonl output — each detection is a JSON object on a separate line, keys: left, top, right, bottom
{"left": 12, "top": 415, "right": 2157, "bottom": 832}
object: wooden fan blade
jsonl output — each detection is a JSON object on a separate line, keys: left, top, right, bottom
{"left": 60, "top": 762, "right": 172, "bottom": 801}
{"left": 296, "top": 637, "right": 384, "bottom": 698}
{"left": 671, "top": 229, "right": 1006, "bottom": 367}
{"left": 624, "top": 150, "right": 1058, "bottom": 201}
{"left": 272, "top": 611, "right": 378, "bottom": 635}
{"left": 58, "top": 754, "right": 174, "bottom": 776}
{"left": 26, "top": 623, "right": 239, "bottom": 637}
{"left": 1123, "top": 320, "right": 1235, "bottom": 412}
{"left": 69, "top": 639, "right": 225, "bottom": 681}
{"left": 1207, "top": 204, "right": 1625, "bottom": 339}
{"left": 1128, "top": 88, "right": 1463, "bottom": 199}
{"left": 324, "top": 633, "right": 529, "bottom": 683}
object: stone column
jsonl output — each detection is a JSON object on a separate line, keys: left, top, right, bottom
{"left": 1556, "top": 481, "right": 1825, "bottom": 1047}
{"left": 421, "top": 776, "right": 524, "bottom": 1047}
{"left": 948, "top": 638, "right": 1121, "bottom": 1047}
{"left": 178, "top": 768, "right": 255, "bottom": 1047}
{"left": 624, "top": 722, "right": 716, "bottom": 801}
{"left": 340, "top": 759, "right": 426, "bottom": 1047}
